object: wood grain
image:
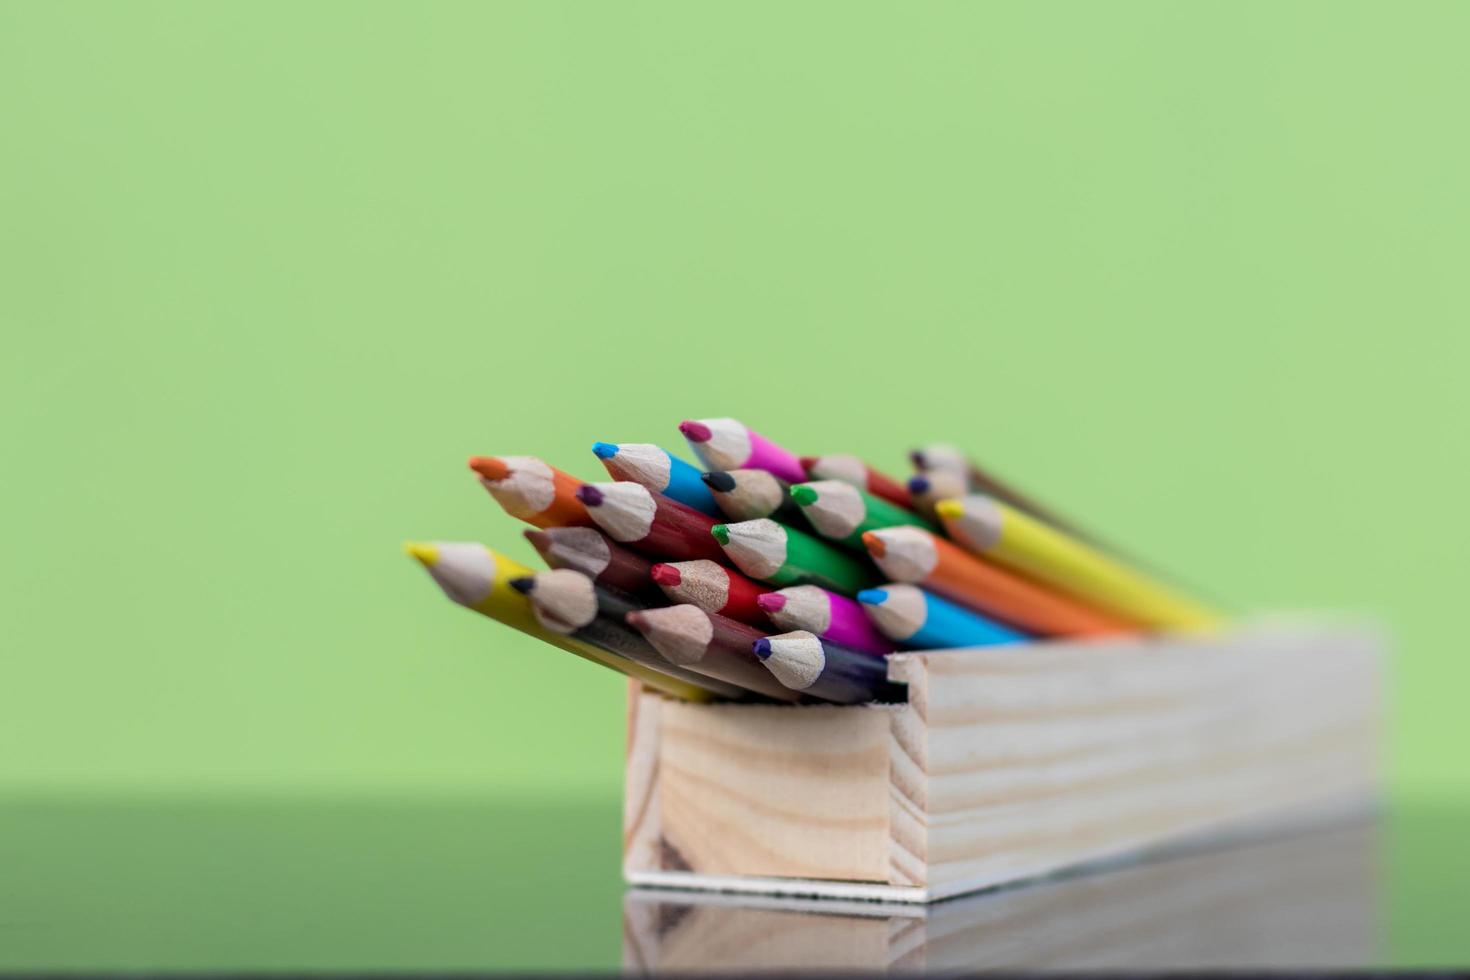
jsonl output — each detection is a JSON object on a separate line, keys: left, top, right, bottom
{"left": 624, "top": 621, "right": 1383, "bottom": 901}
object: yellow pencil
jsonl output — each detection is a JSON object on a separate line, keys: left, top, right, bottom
{"left": 932, "top": 498, "right": 1221, "bottom": 631}
{"left": 405, "top": 541, "right": 711, "bottom": 701}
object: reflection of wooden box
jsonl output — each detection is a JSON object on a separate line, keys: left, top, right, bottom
{"left": 623, "top": 622, "right": 1382, "bottom": 903}
{"left": 623, "top": 822, "right": 1380, "bottom": 971}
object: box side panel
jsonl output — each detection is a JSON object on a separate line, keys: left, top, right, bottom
{"left": 913, "top": 624, "right": 1382, "bottom": 897}
{"left": 623, "top": 683, "right": 664, "bottom": 876}
{"left": 652, "top": 700, "right": 893, "bottom": 881}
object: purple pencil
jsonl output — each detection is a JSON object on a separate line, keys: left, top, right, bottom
{"left": 756, "top": 584, "right": 896, "bottom": 657}
{"left": 679, "top": 418, "right": 806, "bottom": 485}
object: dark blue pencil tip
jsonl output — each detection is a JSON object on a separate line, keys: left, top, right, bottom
{"left": 702, "top": 471, "right": 736, "bottom": 492}
{"left": 856, "top": 589, "right": 887, "bottom": 606}
{"left": 907, "top": 474, "right": 931, "bottom": 494}
{"left": 592, "top": 441, "right": 618, "bottom": 460}
{"left": 509, "top": 577, "right": 535, "bottom": 595}
{"left": 752, "top": 637, "right": 773, "bottom": 660}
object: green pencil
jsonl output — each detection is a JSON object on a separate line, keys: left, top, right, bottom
{"left": 790, "top": 480, "right": 937, "bottom": 549}
{"left": 711, "top": 518, "right": 879, "bottom": 596}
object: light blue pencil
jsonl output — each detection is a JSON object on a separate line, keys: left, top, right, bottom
{"left": 856, "top": 584, "right": 1029, "bottom": 648}
{"left": 592, "top": 441, "right": 721, "bottom": 517}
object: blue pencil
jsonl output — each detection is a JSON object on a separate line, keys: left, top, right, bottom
{"left": 592, "top": 442, "right": 721, "bottom": 517}
{"left": 857, "top": 584, "right": 1029, "bottom": 648}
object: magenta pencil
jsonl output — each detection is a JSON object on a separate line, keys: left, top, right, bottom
{"left": 756, "top": 584, "right": 896, "bottom": 657}
{"left": 679, "top": 418, "right": 806, "bottom": 485}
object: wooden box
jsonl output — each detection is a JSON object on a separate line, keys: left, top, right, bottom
{"left": 623, "top": 621, "right": 1382, "bottom": 903}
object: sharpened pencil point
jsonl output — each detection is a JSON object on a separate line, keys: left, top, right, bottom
{"left": 711, "top": 524, "right": 730, "bottom": 545}
{"left": 908, "top": 450, "right": 927, "bottom": 468}
{"left": 508, "top": 577, "right": 534, "bottom": 595}
{"left": 523, "top": 529, "right": 550, "bottom": 549}
{"left": 861, "top": 531, "right": 886, "bottom": 558}
{"left": 591, "top": 441, "right": 618, "bottom": 460}
{"left": 752, "top": 637, "right": 773, "bottom": 660}
{"left": 790, "top": 484, "right": 818, "bottom": 506}
{"left": 908, "top": 474, "right": 932, "bottom": 495}
{"left": 650, "top": 563, "right": 682, "bottom": 587}
{"left": 624, "top": 610, "right": 646, "bottom": 629}
{"left": 798, "top": 456, "right": 818, "bottom": 473}
{"left": 679, "top": 420, "right": 712, "bottom": 443}
{"left": 702, "top": 471, "right": 736, "bottom": 492}
{"left": 856, "top": 589, "right": 888, "bottom": 606}
{"left": 756, "top": 593, "right": 786, "bottom": 613}
{"left": 404, "top": 541, "right": 438, "bottom": 567}
{"left": 575, "top": 485, "right": 604, "bottom": 507}
{"left": 468, "top": 456, "right": 509, "bottom": 481}
{"left": 934, "top": 499, "right": 965, "bottom": 520}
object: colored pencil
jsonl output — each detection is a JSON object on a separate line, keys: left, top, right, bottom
{"left": 935, "top": 496, "right": 1222, "bottom": 630}
{"left": 575, "top": 481, "right": 727, "bottom": 563}
{"left": 650, "top": 559, "right": 772, "bottom": 627}
{"left": 404, "top": 541, "right": 709, "bottom": 701}
{"left": 509, "top": 568, "right": 747, "bottom": 700}
{"left": 799, "top": 454, "right": 913, "bottom": 510}
{"left": 857, "top": 584, "right": 1029, "bottom": 648}
{"left": 861, "top": 526, "right": 1130, "bottom": 637}
{"left": 752, "top": 631, "right": 901, "bottom": 704}
{"left": 701, "top": 469, "right": 803, "bottom": 523}
{"left": 469, "top": 455, "right": 591, "bottom": 529}
{"left": 524, "top": 526, "right": 658, "bottom": 599}
{"left": 909, "top": 443, "right": 1088, "bottom": 540}
{"left": 790, "top": 479, "right": 936, "bottom": 549}
{"left": 905, "top": 443, "right": 1058, "bottom": 525}
{"left": 712, "top": 518, "right": 880, "bottom": 595}
{"left": 592, "top": 441, "right": 721, "bottom": 517}
{"left": 626, "top": 605, "right": 801, "bottom": 703}
{"left": 756, "top": 585, "right": 895, "bottom": 656}
{"left": 679, "top": 418, "right": 806, "bottom": 484}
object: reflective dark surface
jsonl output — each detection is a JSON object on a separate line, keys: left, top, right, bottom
{"left": 1, "top": 795, "right": 1466, "bottom": 971}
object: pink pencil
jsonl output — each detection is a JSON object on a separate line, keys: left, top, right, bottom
{"left": 679, "top": 418, "right": 806, "bottom": 485}
{"left": 756, "top": 584, "right": 896, "bottom": 656}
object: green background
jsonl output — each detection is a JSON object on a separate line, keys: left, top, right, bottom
{"left": 2, "top": 0, "right": 1467, "bottom": 969}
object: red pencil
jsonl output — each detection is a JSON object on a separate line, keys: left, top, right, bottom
{"left": 650, "top": 559, "right": 773, "bottom": 627}
{"left": 800, "top": 454, "right": 913, "bottom": 510}
{"left": 575, "top": 481, "right": 727, "bottom": 563}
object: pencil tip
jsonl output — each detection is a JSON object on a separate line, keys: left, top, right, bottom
{"left": 908, "top": 449, "right": 926, "bottom": 468}
{"left": 711, "top": 524, "right": 730, "bottom": 545}
{"left": 856, "top": 588, "right": 887, "bottom": 606}
{"left": 468, "top": 456, "right": 508, "bottom": 481}
{"left": 523, "top": 529, "right": 549, "bottom": 550}
{"left": 702, "top": 471, "right": 735, "bottom": 492}
{"left": 592, "top": 441, "right": 618, "bottom": 460}
{"left": 790, "top": 484, "right": 818, "bottom": 506}
{"left": 907, "top": 474, "right": 931, "bottom": 495}
{"left": 576, "top": 484, "right": 604, "bottom": 507}
{"left": 798, "top": 456, "right": 818, "bottom": 473}
{"left": 861, "top": 531, "right": 885, "bottom": 557}
{"left": 650, "top": 563, "right": 681, "bottom": 587}
{"left": 404, "top": 541, "right": 437, "bottom": 567}
{"left": 508, "top": 577, "right": 534, "bottom": 595}
{"left": 934, "top": 499, "right": 964, "bottom": 519}
{"left": 625, "top": 610, "right": 646, "bottom": 629}
{"left": 756, "top": 593, "right": 785, "bottom": 613}
{"left": 752, "top": 637, "right": 773, "bottom": 660}
{"left": 680, "top": 420, "right": 711, "bottom": 443}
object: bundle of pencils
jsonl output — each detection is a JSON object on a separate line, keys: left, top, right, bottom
{"left": 408, "top": 418, "right": 1223, "bottom": 705}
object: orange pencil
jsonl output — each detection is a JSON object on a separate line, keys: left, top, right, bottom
{"left": 861, "top": 526, "right": 1131, "bottom": 638}
{"left": 469, "top": 455, "right": 591, "bottom": 528}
